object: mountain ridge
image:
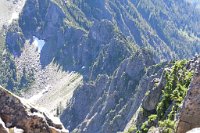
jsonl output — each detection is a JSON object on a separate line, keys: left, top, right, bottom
{"left": 0, "top": 0, "right": 200, "bottom": 133}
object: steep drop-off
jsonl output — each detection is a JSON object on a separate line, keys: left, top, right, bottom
{"left": 0, "top": 86, "right": 68, "bottom": 133}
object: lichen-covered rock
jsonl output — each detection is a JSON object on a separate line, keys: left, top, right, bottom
{"left": 0, "top": 86, "right": 68, "bottom": 133}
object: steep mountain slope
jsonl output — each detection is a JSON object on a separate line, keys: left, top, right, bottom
{"left": 2, "top": 0, "right": 199, "bottom": 91}
{"left": 177, "top": 59, "right": 200, "bottom": 133}
{"left": 0, "top": 0, "right": 28, "bottom": 99}
{"left": 0, "top": 0, "right": 200, "bottom": 133}
{"left": 70, "top": 0, "right": 200, "bottom": 60}
{"left": 61, "top": 51, "right": 155, "bottom": 133}
{"left": 127, "top": 59, "right": 195, "bottom": 133}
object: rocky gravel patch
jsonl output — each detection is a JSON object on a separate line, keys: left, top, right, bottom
{"left": 0, "top": 0, "right": 26, "bottom": 29}
{"left": 15, "top": 39, "right": 83, "bottom": 116}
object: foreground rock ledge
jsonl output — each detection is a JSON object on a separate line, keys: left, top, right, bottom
{"left": 0, "top": 86, "right": 68, "bottom": 133}
{"left": 177, "top": 58, "right": 200, "bottom": 133}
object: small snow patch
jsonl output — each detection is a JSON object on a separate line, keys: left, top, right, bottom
{"left": 82, "top": 66, "right": 86, "bottom": 69}
{"left": 33, "top": 36, "right": 45, "bottom": 53}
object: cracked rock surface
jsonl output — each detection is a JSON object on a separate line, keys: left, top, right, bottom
{"left": 0, "top": 86, "right": 68, "bottom": 133}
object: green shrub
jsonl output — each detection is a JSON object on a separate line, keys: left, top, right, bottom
{"left": 128, "top": 125, "right": 137, "bottom": 133}
{"left": 141, "top": 121, "right": 148, "bottom": 133}
{"left": 159, "top": 119, "right": 175, "bottom": 133}
{"left": 148, "top": 114, "right": 157, "bottom": 123}
{"left": 129, "top": 60, "right": 193, "bottom": 133}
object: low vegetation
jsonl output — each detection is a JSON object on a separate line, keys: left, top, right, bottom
{"left": 128, "top": 60, "right": 193, "bottom": 133}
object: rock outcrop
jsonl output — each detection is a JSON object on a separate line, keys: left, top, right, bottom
{"left": 141, "top": 70, "right": 167, "bottom": 111}
{"left": 177, "top": 58, "right": 200, "bottom": 133}
{"left": 0, "top": 86, "right": 68, "bottom": 133}
{"left": 61, "top": 51, "right": 156, "bottom": 133}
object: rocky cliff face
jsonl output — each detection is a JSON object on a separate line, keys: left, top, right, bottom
{"left": 124, "top": 57, "right": 200, "bottom": 133}
{"left": 2, "top": 0, "right": 200, "bottom": 91}
{"left": 72, "top": 0, "right": 200, "bottom": 60}
{"left": 60, "top": 51, "right": 157, "bottom": 133}
{"left": 177, "top": 58, "right": 200, "bottom": 133}
{"left": 0, "top": 86, "right": 68, "bottom": 133}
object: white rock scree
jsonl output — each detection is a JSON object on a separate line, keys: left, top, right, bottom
{"left": 28, "top": 85, "right": 50, "bottom": 102}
